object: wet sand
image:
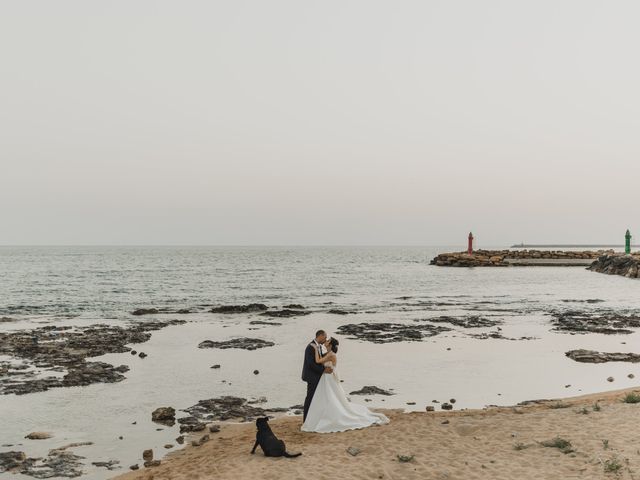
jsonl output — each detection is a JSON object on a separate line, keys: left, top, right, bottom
{"left": 113, "top": 386, "right": 640, "bottom": 480}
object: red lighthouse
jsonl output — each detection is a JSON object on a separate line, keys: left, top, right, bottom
{"left": 467, "top": 232, "right": 474, "bottom": 254}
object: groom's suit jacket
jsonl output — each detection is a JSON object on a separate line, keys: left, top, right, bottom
{"left": 301, "top": 340, "right": 326, "bottom": 383}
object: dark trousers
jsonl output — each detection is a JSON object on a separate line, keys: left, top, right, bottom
{"left": 303, "top": 377, "right": 320, "bottom": 421}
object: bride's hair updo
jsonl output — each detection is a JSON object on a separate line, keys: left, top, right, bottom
{"left": 329, "top": 337, "right": 339, "bottom": 354}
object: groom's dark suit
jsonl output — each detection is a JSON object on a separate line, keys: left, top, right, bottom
{"left": 301, "top": 340, "right": 326, "bottom": 421}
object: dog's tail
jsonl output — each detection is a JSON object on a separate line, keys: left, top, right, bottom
{"left": 283, "top": 451, "right": 302, "bottom": 458}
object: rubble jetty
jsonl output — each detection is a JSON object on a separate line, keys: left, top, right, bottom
{"left": 430, "top": 250, "right": 610, "bottom": 267}
{"left": 587, "top": 253, "right": 640, "bottom": 279}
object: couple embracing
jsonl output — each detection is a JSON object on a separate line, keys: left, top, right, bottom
{"left": 301, "top": 329, "right": 389, "bottom": 433}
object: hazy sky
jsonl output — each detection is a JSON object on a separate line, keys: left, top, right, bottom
{"left": 2, "top": 1, "right": 639, "bottom": 246}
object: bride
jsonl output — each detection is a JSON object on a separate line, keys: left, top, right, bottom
{"left": 301, "top": 337, "right": 389, "bottom": 433}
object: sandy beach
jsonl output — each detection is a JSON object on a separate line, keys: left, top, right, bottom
{"left": 113, "top": 386, "right": 640, "bottom": 480}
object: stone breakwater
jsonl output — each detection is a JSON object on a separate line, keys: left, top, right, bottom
{"left": 588, "top": 253, "right": 640, "bottom": 279}
{"left": 430, "top": 249, "right": 610, "bottom": 267}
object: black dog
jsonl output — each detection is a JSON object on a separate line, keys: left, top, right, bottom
{"left": 250, "top": 417, "right": 302, "bottom": 458}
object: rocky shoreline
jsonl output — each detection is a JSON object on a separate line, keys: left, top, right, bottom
{"left": 110, "top": 387, "right": 640, "bottom": 480}
{"left": 0, "top": 319, "right": 185, "bottom": 395}
{"left": 587, "top": 253, "right": 640, "bottom": 279}
{"left": 431, "top": 249, "right": 609, "bottom": 267}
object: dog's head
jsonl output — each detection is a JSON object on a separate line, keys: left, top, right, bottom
{"left": 256, "top": 417, "right": 271, "bottom": 432}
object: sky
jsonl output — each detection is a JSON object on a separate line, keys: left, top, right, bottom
{"left": 1, "top": 1, "right": 639, "bottom": 246}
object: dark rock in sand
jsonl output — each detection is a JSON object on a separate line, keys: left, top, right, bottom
{"left": 191, "top": 435, "right": 210, "bottom": 447}
{"left": 129, "top": 464, "right": 139, "bottom": 470}
{"left": 209, "top": 424, "right": 220, "bottom": 433}
{"left": 346, "top": 447, "right": 361, "bottom": 456}
{"left": 426, "top": 406, "right": 435, "bottom": 412}
{"left": 175, "top": 436, "right": 184, "bottom": 445}
{"left": 253, "top": 370, "right": 259, "bottom": 375}
{"left": 441, "top": 403, "right": 453, "bottom": 410}
{"left": 566, "top": 349, "right": 640, "bottom": 363}
{"left": 259, "top": 309, "right": 310, "bottom": 318}
{"left": 327, "top": 309, "right": 353, "bottom": 315}
{"left": 177, "top": 416, "right": 207, "bottom": 434}
{"left": 337, "top": 322, "right": 450, "bottom": 344}
{"left": 138, "top": 352, "right": 147, "bottom": 358}
{"left": 142, "top": 449, "right": 153, "bottom": 461}
{"left": 210, "top": 364, "right": 221, "bottom": 369}
{"left": 283, "top": 304, "right": 305, "bottom": 309}
{"left": 144, "top": 460, "right": 161, "bottom": 468}
{"left": 349, "top": 386, "right": 394, "bottom": 396}
{"left": 210, "top": 304, "right": 268, "bottom": 314}
{"left": 197, "top": 338, "right": 275, "bottom": 351}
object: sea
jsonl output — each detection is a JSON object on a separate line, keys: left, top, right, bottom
{"left": 1, "top": 245, "right": 639, "bottom": 479}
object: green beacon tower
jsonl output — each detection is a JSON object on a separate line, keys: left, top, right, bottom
{"left": 625, "top": 229, "right": 632, "bottom": 254}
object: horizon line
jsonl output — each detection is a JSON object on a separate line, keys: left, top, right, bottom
{"left": 0, "top": 243, "right": 631, "bottom": 248}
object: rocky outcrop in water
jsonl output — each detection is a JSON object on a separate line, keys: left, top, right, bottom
{"left": 430, "top": 252, "right": 509, "bottom": 267}
{"left": 259, "top": 309, "right": 311, "bottom": 318}
{"left": 152, "top": 407, "right": 176, "bottom": 426}
{"left": 197, "top": 338, "right": 275, "bottom": 350}
{"left": 249, "top": 320, "right": 282, "bottom": 326}
{"left": 182, "top": 396, "right": 288, "bottom": 423}
{"left": 0, "top": 451, "right": 27, "bottom": 472}
{"left": 467, "top": 331, "right": 537, "bottom": 341}
{"left": 0, "top": 320, "right": 185, "bottom": 395}
{"left": 424, "top": 315, "right": 502, "bottom": 328}
{"left": 210, "top": 304, "right": 268, "bottom": 314}
{"left": 431, "top": 249, "right": 608, "bottom": 267}
{"left": 0, "top": 445, "right": 87, "bottom": 478}
{"left": 588, "top": 254, "right": 640, "bottom": 279}
{"left": 337, "top": 322, "right": 450, "bottom": 343}
{"left": 565, "top": 349, "right": 640, "bottom": 363}
{"left": 550, "top": 310, "right": 640, "bottom": 335}
{"left": 349, "top": 386, "right": 394, "bottom": 396}
{"left": 132, "top": 308, "right": 192, "bottom": 315}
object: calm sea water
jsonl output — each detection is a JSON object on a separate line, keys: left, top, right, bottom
{"left": 1, "top": 246, "right": 639, "bottom": 479}
{"left": 0, "top": 245, "right": 636, "bottom": 320}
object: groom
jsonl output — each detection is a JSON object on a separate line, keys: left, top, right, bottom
{"left": 301, "top": 329, "right": 333, "bottom": 421}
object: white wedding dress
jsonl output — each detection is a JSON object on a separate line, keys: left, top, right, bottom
{"left": 301, "top": 360, "right": 389, "bottom": 433}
